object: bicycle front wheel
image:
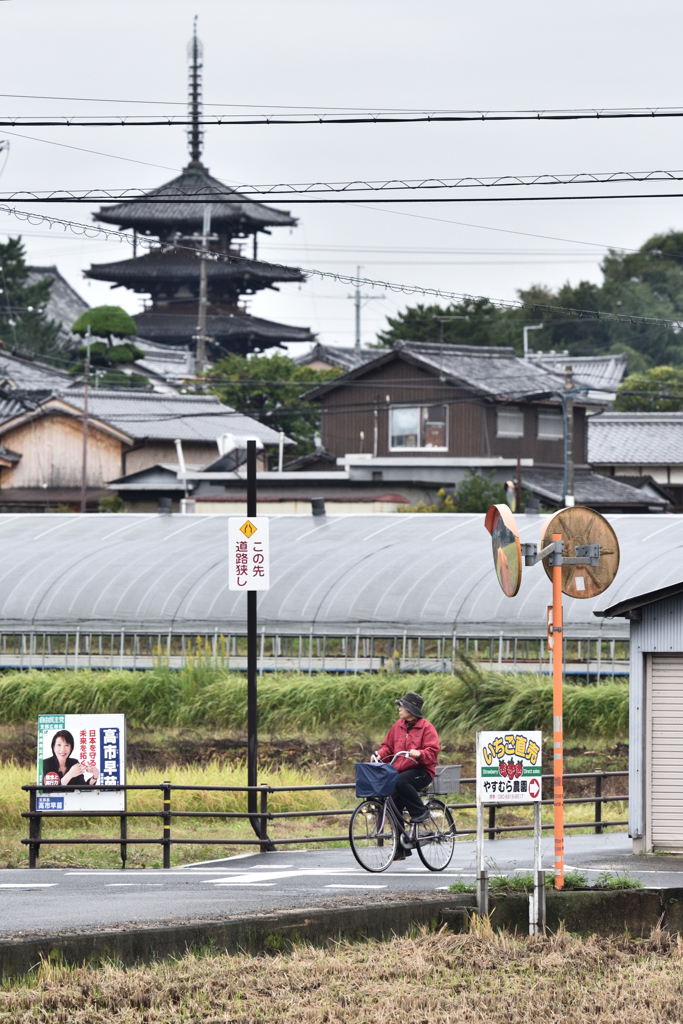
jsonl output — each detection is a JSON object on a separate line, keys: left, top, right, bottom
{"left": 416, "top": 798, "right": 455, "bottom": 871}
{"left": 349, "top": 799, "right": 398, "bottom": 872}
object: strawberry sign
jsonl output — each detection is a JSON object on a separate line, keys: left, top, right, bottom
{"left": 476, "top": 730, "right": 542, "bottom": 804}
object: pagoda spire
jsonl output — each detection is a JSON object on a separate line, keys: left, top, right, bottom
{"left": 187, "top": 16, "right": 204, "bottom": 170}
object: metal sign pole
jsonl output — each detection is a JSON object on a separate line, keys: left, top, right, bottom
{"left": 246, "top": 441, "right": 258, "bottom": 833}
{"left": 552, "top": 532, "right": 565, "bottom": 889}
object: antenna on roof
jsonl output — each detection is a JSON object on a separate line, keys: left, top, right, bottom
{"left": 187, "top": 16, "right": 204, "bottom": 169}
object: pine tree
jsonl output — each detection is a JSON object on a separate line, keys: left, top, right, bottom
{"left": 0, "top": 237, "right": 62, "bottom": 362}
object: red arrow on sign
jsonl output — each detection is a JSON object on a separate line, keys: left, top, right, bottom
{"left": 528, "top": 778, "right": 540, "bottom": 799}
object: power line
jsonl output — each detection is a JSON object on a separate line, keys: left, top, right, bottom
{"left": 5, "top": 105, "right": 683, "bottom": 127}
{"left": 5, "top": 168, "right": 683, "bottom": 202}
{"left": 1, "top": 203, "right": 680, "bottom": 331}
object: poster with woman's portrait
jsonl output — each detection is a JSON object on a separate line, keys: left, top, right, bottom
{"left": 37, "top": 714, "right": 126, "bottom": 812}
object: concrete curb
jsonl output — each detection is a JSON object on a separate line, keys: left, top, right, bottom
{"left": 0, "top": 896, "right": 473, "bottom": 979}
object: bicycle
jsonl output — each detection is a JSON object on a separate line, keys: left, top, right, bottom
{"left": 349, "top": 751, "right": 456, "bottom": 873}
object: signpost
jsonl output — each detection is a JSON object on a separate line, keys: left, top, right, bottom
{"left": 37, "top": 713, "right": 125, "bottom": 812}
{"left": 475, "top": 729, "right": 543, "bottom": 928}
{"left": 484, "top": 504, "right": 619, "bottom": 893}
{"left": 228, "top": 439, "right": 274, "bottom": 849}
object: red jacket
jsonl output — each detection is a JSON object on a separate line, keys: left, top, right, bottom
{"left": 377, "top": 718, "right": 440, "bottom": 778}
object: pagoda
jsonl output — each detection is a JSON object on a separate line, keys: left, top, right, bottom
{"left": 85, "top": 23, "right": 314, "bottom": 359}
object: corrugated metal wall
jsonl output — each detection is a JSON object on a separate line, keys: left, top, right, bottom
{"left": 629, "top": 594, "right": 683, "bottom": 840}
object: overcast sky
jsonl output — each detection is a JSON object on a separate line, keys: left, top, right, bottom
{"left": 2, "top": 0, "right": 683, "bottom": 355}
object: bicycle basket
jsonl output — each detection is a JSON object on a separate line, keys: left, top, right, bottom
{"left": 354, "top": 762, "right": 398, "bottom": 798}
{"left": 428, "top": 765, "right": 461, "bottom": 796}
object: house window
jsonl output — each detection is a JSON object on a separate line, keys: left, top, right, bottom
{"left": 496, "top": 405, "right": 524, "bottom": 439}
{"left": 389, "top": 405, "right": 448, "bottom": 450}
{"left": 537, "top": 408, "right": 564, "bottom": 441}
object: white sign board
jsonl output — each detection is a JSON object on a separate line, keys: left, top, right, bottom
{"left": 37, "top": 713, "right": 126, "bottom": 812}
{"left": 476, "top": 730, "right": 542, "bottom": 804}
{"left": 228, "top": 516, "right": 270, "bottom": 591}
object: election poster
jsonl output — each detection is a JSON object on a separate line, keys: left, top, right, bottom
{"left": 476, "top": 730, "right": 542, "bottom": 805}
{"left": 36, "top": 714, "right": 126, "bottom": 812}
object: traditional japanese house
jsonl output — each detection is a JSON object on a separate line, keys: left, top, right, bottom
{"left": 84, "top": 24, "right": 314, "bottom": 360}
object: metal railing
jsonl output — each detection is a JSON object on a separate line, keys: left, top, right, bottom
{"left": 5, "top": 630, "right": 629, "bottom": 677}
{"left": 22, "top": 769, "right": 628, "bottom": 867}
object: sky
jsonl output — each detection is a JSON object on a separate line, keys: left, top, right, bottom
{"left": 2, "top": 0, "right": 683, "bottom": 356}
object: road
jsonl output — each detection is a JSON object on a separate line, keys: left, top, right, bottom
{"left": 2, "top": 834, "right": 682, "bottom": 938}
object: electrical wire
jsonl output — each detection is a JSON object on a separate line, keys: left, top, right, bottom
{"left": 5, "top": 105, "right": 683, "bottom": 127}
{"left": 5, "top": 168, "right": 683, "bottom": 201}
{"left": 0, "top": 203, "right": 680, "bottom": 330}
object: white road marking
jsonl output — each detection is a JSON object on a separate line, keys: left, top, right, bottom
{"left": 105, "top": 883, "right": 164, "bottom": 887}
{"left": 325, "top": 884, "right": 387, "bottom": 889}
{"left": 0, "top": 883, "right": 57, "bottom": 888}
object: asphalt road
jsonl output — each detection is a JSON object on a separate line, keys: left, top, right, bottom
{"left": 3, "top": 834, "right": 683, "bottom": 938}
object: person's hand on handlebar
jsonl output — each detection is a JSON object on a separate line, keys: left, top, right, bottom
{"left": 408, "top": 749, "right": 421, "bottom": 760}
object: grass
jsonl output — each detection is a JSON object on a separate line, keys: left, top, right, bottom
{"left": 450, "top": 869, "right": 643, "bottom": 894}
{"left": 2, "top": 925, "right": 683, "bottom": 1022}
{"left": 0, "top": 658, "right": 629, "bottom": 741}
{"left": 0, "top": 760, "right": 356, "bottom": 868}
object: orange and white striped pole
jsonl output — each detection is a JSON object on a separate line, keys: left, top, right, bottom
{"left": 552, "top": 533, "right": 564, "bottom": 889}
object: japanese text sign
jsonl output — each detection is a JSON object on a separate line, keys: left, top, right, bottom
{"left": 228, "top": 517, "right": 270, "bottom": 591}
{"left": 476, "top": 730, "right": 542, "bottom": 805}
{"left": 37, "top": 713, "right": 126, "bottom": 812}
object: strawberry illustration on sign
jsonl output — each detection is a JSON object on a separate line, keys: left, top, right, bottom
{"left": 476, "top": 730, "right": 543, "bottom": 805}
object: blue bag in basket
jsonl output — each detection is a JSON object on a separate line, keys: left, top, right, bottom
{"left": 355, "top": 762, "right": 398, "bottom": 798}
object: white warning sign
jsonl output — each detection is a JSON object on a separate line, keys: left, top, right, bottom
{"left": 228, "top": 517, "right": 270, "bottom": 591}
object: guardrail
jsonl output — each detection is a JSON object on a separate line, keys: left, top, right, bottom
{"left": 22, "top": 770, "right": 628, "bottom": 868}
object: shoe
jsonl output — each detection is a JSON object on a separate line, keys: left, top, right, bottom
{"left": 410, "top": 808, "right": 430, "bottom": 823}
{"left": 393, "top": 847, "right": 412, "bottom": 860}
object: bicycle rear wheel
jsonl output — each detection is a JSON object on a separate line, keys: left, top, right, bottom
{"left": 349, "top": 799, "right": 398, "bottom": 872}
{"left": 416, "top": 798, "right": 455, "bottom": 871}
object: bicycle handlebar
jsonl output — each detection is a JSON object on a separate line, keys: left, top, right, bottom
{"left": 377, "top": 750, "right": 418, "bottom": 765}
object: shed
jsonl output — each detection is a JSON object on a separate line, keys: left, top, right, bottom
{"left": 598, "top": 580, "right": 683, "bottom": 852}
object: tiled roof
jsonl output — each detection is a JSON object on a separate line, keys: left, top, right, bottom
{"left": 57, "top": 391, "right": 284, "bottom": 446}
{"left": 295, "top": 342, "right": 379, "bottom": 372}
{"left": 0, "top": 350, "right": 71, "bottom": 391}
{"left": 26, "top": 266, "right": 89, "bottom": 348}
{"left": 522, "top": 467, "right": 669, "bottom": 509}
{"left": 94, "top": 166, "right": 296, "bottom": 232}
{"left": 588, "top": 411, "right": 683, "bottom": 465}
{"left": 86, "top": 250, "right": 304, "bottom": 288}
{"left": 133, "top": 311, "right": 314, "bottom": 348}
{"left": 530, "top": 353, "right": 627, "bottom": 392}
{"left": 305, "top": 341, "right": 566, "bottom": 402}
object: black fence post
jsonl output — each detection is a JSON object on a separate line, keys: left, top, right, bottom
{"left": 28, "top": 788, "right": 38, "bottom": 868}
{"left": 120, "top": 813, "right": 128, "bottom": 869}
{"left": 488, "top": 805, "right": 496, "bottom": 841}
{"left": 595, "top": 771, "right": 603, "bottom": 835}
{"left": 260, "top": 785, "right": 268, "bottom": 853}
{"left": 163, "top": 781, "right": 171, "bottom": 868}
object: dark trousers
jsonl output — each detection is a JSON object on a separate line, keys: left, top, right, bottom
{"left": 392, "top": 768, "right": 432, "bottom": 819}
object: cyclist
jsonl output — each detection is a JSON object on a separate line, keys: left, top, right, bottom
{"left": 375, "top": 691, "right": 440, "bottom": 857}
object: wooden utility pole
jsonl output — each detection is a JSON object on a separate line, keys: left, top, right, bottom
{"left": 79, "top": 325, "right": 91, "bottom": 513}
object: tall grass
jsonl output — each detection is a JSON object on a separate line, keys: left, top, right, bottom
{"left": 0, "top": 658, "right": 628, "bottom": 740}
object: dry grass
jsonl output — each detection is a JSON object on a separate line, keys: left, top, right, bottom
{"left": 2, "top": 924, "right": 683, "bottom": 1022}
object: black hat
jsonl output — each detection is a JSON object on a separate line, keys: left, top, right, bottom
{"left": 395, "top": 691, "right": 424, "bottom": 718}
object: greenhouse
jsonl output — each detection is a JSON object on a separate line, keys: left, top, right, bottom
{"left": 0, "top": 510, "right": 674, "bottom": 673}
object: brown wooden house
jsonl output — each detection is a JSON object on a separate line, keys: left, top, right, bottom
{"left": 305, "top": 341, "right": 590, "bottom": 468}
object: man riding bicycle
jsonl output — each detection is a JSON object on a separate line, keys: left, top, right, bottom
{"left": 375, "top": 691, "right": 440, "bottom": 855}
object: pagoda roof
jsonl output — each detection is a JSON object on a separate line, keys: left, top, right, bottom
{"left": 94, "top": 165, "right": 297, "bottom": 234}
{"left": 134, "top": 310, "right": 315, "bottom": 351}
{"left": 85, "top": 250, "right": 304, "bottom": 288}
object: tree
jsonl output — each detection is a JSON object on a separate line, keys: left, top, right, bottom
{"left": 203, "top": 352, "right": 339, "bottom": 459}
{"left": 376, "top": 229, "right": 683, "bottom": 368}
{"left": 0, "top": 237, "right": 62, "bottom": 361}
{"left": 400, "top": 470, "right": 506, "bottom": 513}
{"left": 614, "top": 366, "right": 683, "bottom": 411}
{"left": 71, "top": 306, "right": 147, "bottom": 387}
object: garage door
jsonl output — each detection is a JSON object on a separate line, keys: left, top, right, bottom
{"left": 650, "top": 655, "right": 683, "bottom": 850}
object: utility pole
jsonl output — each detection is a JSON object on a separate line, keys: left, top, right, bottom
{"left": 194, "top": 204, "right": 214, "bottom": 375}
{"left": 79, "top": 325, "right": 91, "bottom": 514}
{"left": 563, "top": 364, "right": 575, "bottom": 507}
{"left": 523, "top": 323, "right": 544, "bottom": 360}
{"left": 348, "top": 266, "right": 384, "bottom": 364}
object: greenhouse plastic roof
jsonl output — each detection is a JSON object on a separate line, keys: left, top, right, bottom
{"left": 0, "top": 511, "right": 678, "bottom": 638}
